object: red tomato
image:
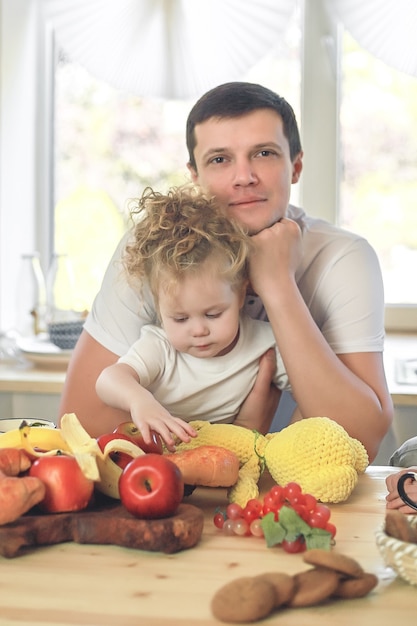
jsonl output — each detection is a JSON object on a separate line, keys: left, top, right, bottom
{"left": 282, "top": 537, "right": 306, "bottom": 554}
{"left": 96, "top": 432, "right": 137, "bottom": 469}
{"left": 118, "top": 454, "right": 183, "bottom": 519}
{"left": 242, "top": 506, "right": 261, "bottom": 525}
{"left": 225, "top": 503, "right": 243, "bottom": 520}
{"left": 292, "top": 503, "right": 309, "bottom": 522}
{"left": 325, "top": 522, "right": 337, "bottom": 538}
{"left": 262, "top": 493, "right": 281, "bottom": 513}
{"left": 314, "top": 503, "right": 331, "bottom": 523}
{"left": 283, "top": 482, "right": 303, "bottom": 501}
{"left": 268, "top": 485, "right": 285, "bottom": 505}
{"left": 113, "top": 422, "right": 163, "bottom": 454}
{"left": 303, "top": 493, "right": 318, "bottom": 513}
{"left": 213, "top": 512, "right": 225, "bottom": 529}
{"left": 307, "top": 512, "right": 328, "bottom": 529}
{"left": 29, "top": 454, "right": 94, "bottom": 513}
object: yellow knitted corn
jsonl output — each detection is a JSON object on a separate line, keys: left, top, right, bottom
{"left": 173, "top": 420, "right": 266, "bottom": 507}
{"left": 171, "top": 417, "right": 369, "bottom": 506}
{"left": 264, "top": 417, "right": 369, "bottom": 503}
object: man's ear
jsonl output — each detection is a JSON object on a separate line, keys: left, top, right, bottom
{"left": 186, "top": 162, "right": 198, "bottom": 183}
{"left": 291, "top": 151, "right": 303, "bottom": 183}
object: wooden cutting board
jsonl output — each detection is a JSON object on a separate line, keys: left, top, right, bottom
{"left": 0, "top": 497, "right": 205, "bottom": 559}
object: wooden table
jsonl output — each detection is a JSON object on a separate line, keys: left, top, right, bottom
{"left": 0, "top": 466, "right": 415, "bottom": 625}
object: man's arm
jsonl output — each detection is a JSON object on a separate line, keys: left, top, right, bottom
{"left": 60, "top": 329, "right": 283, "bottom": 439}
{"left": 58, "top": 330, "right": 131, "bottom": 437}
{"left": 248, "top": 218, "right": 393, "bottom": 462}
{"left": 233, "top": 348, "right": 282, "bottom": 434}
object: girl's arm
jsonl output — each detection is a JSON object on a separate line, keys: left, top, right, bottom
{"left": 96, "top": 362, "right": 196, "bottom": 451}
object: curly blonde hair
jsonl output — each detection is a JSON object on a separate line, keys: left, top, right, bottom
{"left": 124, "top": 185, "right": 251, "bottom": 302}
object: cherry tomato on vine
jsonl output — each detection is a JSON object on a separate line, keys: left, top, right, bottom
{"left": 314, "top": 503, "right": 331, "bottom": 523}
{"left": 325, "top": 522, "right": 337, "bottom": 538}
{"left": 226, "top": 503, "right": 243, "bottom": 520}
{"left": 213, "top": 512, "right": 226, "bottom": 529}
{"left": 282, "top": 537, "right": 306, "bottom": 554}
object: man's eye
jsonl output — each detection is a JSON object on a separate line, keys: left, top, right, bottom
{"left": 210, "top": 156, "right": 226, "bottom": 164}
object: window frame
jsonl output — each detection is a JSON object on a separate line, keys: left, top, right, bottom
{"left": 0, "top": 0, "right": 415, "bottom": 332}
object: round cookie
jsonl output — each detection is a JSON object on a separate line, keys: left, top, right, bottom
{"left": 333, "top": 572, "right": 378, "bottom": 599}
{"left": 254, "top": 572, "right": 295, "bottom": 608}
{"left": 303, "top": 549, "right": 364, "bottom": 578}
{"left": 385, "top": 509, "right": 417, "bottom": 543}
{"left": 211, "top": 576, "right": 276, "bottom": 623}
{"left": 288, "top": 567, "right": 340, "bottom": 608}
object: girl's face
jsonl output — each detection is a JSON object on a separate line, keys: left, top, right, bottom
{"left": 157, "top": 263, "right": 245, "bottom": 359}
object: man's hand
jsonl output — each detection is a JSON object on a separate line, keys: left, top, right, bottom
{"left": 249, "top": 218, "right": 303, "bottom": 296}
{"left": 234, "top": 348, "right": 281, "bottom": 434}
{"left": 386, "top": 468, "right": 417, "bottom": 514}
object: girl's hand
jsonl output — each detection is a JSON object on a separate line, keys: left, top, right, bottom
{"left": 130, "top": 396, "right": 197, "bottom": 452}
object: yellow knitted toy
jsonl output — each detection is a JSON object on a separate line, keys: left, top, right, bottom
{"left": 172, "top": 417, "right": 369, "bottom": 506}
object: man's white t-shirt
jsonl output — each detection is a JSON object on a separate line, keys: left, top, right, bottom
{"left": 117, "top": 314, "right": 289, "bottom": 424}
{"left": 84, "top": 204, "right": 385, "bottom": 357}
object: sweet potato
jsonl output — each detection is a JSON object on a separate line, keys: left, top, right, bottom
{"left": 0, "top": 448, "right": 46, "bottom": 525}
{"left": 0, "top": 448, "right": 32, "bottom": 476}
{"left": 165, "top": 445, "right": 239, "bottom": 487}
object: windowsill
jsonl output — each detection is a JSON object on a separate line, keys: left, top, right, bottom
{"left": 0, "top": 360, "right": 66, "bottom": 394}
{"left": 385, "top": 305, "right": 417, "bottom": 333}
{"left": 0, "top": 333, "right": 416, "bottom": 404}
{"left": 384, "top": 332, "right": 417, "bottom": 405}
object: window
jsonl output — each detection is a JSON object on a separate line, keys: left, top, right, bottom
{"left": 1, "top": 0, "right": 415, "bottom": 333}
{"left": 53, "top": 53, "right": 193, "bottom": 313}
{"left": 339, "top": 31, "right": 417, "bottom": 309}
{"left": 52, "top": 7, "right": 301, "bottom": 314}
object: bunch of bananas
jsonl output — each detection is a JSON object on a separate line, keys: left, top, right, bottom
{"left": 0, "top": 414, "right": 144, "bottom": 498}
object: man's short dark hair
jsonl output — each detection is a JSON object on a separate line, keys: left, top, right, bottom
{"left": 186, "top": 82, "right": 302, "bottom": 170}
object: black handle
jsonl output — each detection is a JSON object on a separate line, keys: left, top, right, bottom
{"left": 397, "top": 472, "right": 417, "bottom": 512}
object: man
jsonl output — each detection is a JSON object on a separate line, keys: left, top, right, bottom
{"left": 59, "top": 82, "right": 393, "bottom": 461}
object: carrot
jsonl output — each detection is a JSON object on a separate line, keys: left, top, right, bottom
{"left": 165, "top": 445, "right": 239, "bottom": 487}
{"left": 0, "top": 475, "right": 46, "bottom": 525}
{"left": 0, "top": 448, "right": 32, "bottom": 476}
{"left": 0, "top": 448, "right": 46, "bottom": 525}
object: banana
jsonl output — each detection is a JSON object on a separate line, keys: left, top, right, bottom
{"left": 58, "top": 413, "right": 101, "bottom": 481}
{"left": 95, "top": 455, "right": 123, "bottom": 499}
{"left": 95, "top": 439, "right": 145, "bottom": 499}
{"left": 0, "top": 421, "right": 70, "bottom": 453}
{"left": 0, "top": 413, "right": 145, "bottom": 497}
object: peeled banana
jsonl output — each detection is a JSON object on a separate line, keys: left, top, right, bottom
{"left": 0, "top": 422, "right": 70, "bottom": 453}
{"left": 0, "top": 413, "right": 145, "bottom": 498}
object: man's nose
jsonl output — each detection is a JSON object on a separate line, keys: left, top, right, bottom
{"left": 232, "top": 159, "right": 258, "bottom": 186}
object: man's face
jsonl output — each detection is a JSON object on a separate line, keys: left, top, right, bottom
{"left": 187, "top": 109, "right": 303, "bottom": 235}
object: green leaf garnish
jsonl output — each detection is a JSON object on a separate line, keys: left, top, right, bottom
{"left": 304, "top": 528, "right": 333, "bottom": 550}
{"left": 260, "top": 506, "right": 332, "bottom": 551}
{"left": 261, "top": 512, "right": 286, "bottom": 548}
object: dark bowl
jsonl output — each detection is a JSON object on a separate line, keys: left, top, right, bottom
{"left": 48, "top": 320, "right": 84, "bottom": 350}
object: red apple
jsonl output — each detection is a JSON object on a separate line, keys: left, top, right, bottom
{"left": 118, "top": 454, "right": 183, "bottom": 519}
{"left": 113, "top": 422, "right": 163, "bottom": 454}
{"left": 96, "top": 432, "right": 137, "bottom": 469}
{"left": 29, "top": 454, "right": 94, "bottom": 513}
